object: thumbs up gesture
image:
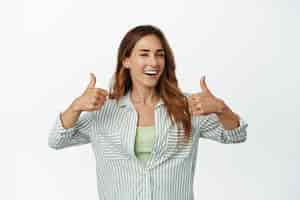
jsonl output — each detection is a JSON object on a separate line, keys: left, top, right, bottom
{"left": 71, "top": 73, "right": 109, "bottom": 112}
{"left": 188, "top": 76, "right": 225, "bottom": 115}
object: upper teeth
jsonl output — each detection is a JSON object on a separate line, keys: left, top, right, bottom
{"left": 144, "top": 69, "right": 158, "bottom": 74}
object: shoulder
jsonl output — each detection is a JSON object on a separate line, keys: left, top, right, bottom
{"left": 94, "top": 98, "right": 120, "bottom": 116}
{"left": 93, "top": 97, "right": 129, "bottom": 132}
{"left": 93, "top": 98, "right": 125, "bottom": 124}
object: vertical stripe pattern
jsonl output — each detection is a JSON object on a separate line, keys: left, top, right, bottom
{"left": 48, "top": 90, "right": 248, "bottom": 200}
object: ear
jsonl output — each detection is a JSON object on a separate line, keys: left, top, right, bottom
{"left": 122, "top": 58, "right": 130, "bottom": 69}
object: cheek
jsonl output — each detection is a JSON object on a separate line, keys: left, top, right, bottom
{"left": 159, "top": 58, "right": 166, "bottom": 66}
{"left": 129, "top": 63, "right": 144, "bottom": 75}
{"left": 130, "top": 57, "right": 146, "bottom": 68}
{"left": 137, "top": 58, "right": 148, "bottom": 66}
{"left": 160, "top": 61, "right": 165, "bottom": 70}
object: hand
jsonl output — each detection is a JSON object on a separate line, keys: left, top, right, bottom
{"left": 71, "top": 73, "right": 109, "bottom": 112}
{"left": 188, "top": 76, "right": 225, "bottom": 115}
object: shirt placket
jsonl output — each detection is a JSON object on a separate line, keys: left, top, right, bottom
{"left": 139, "top": 168, "right": 152, "bottom": 199}
{"left": 129, "top": 105, "right": 157, "bottom": 200}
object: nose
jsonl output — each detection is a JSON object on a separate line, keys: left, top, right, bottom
{"left": 148, "top": 54, "right": 159, "bottom": 66}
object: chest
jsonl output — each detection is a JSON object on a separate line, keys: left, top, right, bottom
{"left": 133, "top": 104, "right": 155, "bottom": 127}
{"left": 93, "top": 105, "right": 198, "bottom": 168}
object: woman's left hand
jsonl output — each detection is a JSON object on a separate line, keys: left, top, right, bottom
{"left": 188, "top": 76, "right": 226, "bottom": 115}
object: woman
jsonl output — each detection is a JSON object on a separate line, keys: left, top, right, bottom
{"left": 48, "top": 25, "right": 248, "bottom": 200}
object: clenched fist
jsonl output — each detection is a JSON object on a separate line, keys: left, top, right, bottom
{"left": 188, "top": 76, "right": 225, "bottom": 115}
{"left": 71, "top": 73, "right": 109, "bottom": 112}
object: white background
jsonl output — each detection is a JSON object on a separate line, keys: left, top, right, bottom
{"left": 6, "top": 0, "right": 300, "bottom": 199}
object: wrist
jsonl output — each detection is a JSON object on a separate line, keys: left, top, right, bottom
{"left": 217, "top": 103, "right": 240, "bottom": 124}
{"left": 215, "top": 99, "right": 226, "bottom": 114}
{"left": 70, "top": 99, "right": 82, "bottom": 114}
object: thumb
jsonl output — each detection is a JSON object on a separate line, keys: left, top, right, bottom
{"left": 200, "top": 76, "right": 208, "bottom": 92}
{"left": 87, "top": 72, "right": 96, "bottom": 89}
{"left": 200, "top": 75, "right": 213, "bottom": 96}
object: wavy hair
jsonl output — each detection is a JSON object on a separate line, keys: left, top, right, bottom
{"left": 108, "top": 25, "right": 192, "bottom": 143}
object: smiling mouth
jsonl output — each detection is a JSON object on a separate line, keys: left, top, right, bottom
{"left": 144, "top": 72, "right": 158, "bottom": 76}
{"left": 144, "top": 68, "right": 159, "bottom": 76}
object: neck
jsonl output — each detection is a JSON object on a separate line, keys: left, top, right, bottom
{"left": 130, "top": 86, "right": 159, "bottom": 106}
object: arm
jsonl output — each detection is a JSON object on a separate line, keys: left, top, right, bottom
{"left": 48, "top": 105, "right": 95, "bottom": 150}
{"left": 215, "top": 99, "right": 241, "bottom": 130}
{"left": 184, "top": 85, "right": 248, "bottom": 143}
{"left": 48, "top": 72, "right": 109, "bottom": 150}
{"left": 196, "top": 112, "right": 248, "bottom": 144}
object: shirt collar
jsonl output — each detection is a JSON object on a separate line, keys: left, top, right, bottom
{"left": 118, "top": 89, "right": 164, "bottom": 109}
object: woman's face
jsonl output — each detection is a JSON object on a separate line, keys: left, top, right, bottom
{"left": 123, "top": 34, "right": 165, "bottom": 89}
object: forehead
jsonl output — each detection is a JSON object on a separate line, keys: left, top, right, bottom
{"left": 133, "top": 34, "right": 164, "bottom": 51}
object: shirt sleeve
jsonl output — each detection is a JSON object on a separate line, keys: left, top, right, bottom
{"left": 48, "top": 111, "right": 95, "bottom": 150}
{"left": 182, "top": 91, "right": 248, "bottom": 143}
{"left": 195, "top": 113, "right": 248, "bottom": 143}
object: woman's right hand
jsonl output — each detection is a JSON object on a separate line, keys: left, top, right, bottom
{"left": 71, "top": 73, "right": 109, "bottom": 112}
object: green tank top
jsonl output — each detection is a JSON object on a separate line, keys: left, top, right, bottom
{"left": 134, "top": 126, "right": 155, "bottom": 161}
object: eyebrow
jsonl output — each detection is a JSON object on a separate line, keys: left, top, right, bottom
{"left": 138, "top": 49, "right": 165, "bottom": 52}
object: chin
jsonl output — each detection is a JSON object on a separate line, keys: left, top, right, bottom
{"left": 140, "top": 81, "right": 157, "bottom": 88}
{"left": 144, "top": 83, "right": 158, "bottom": 88}
{"left": 134, "top": 76, "right": 160, "bottom": 88}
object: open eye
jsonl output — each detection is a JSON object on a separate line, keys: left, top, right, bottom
{"left": 140, "top": 54, "right": 148, "bottom": 57}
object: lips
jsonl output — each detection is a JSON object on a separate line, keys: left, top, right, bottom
{"left": 144, "top": 70, "right": 158, "bottom": 75}
{"left": 143, "top": 66, "right": 160, "bottom": 75}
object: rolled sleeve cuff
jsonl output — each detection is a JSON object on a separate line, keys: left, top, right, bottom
{"left": 221, "top": 116, "right": 248, "bottom": 143}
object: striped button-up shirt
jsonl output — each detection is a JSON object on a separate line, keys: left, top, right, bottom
{"left": 48, "top": 90, "right": 248, "bottom": 200}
